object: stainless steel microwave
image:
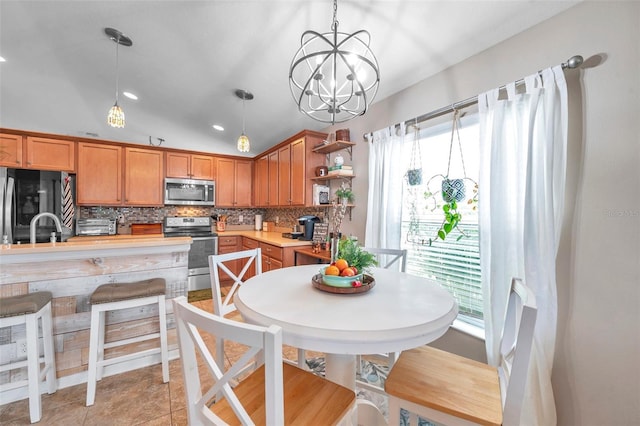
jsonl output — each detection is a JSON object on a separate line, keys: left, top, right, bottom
{"left": 164, "top": 178, "right": 215, "bottom": 206}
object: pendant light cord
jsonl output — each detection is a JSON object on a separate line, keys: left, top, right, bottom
{"left": 114, "top": 35, "right": 120, "bottom": 104}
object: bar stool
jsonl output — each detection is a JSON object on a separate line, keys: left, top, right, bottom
{"left": 0, "top": 292, "right": 57, "bottom": 423}
{"left": 85, "top": 278, "right": 169, "bottom": 406}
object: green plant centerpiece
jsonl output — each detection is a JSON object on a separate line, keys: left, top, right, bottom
{"left": 337, "top": 237, "right": 377, "bottom": 275}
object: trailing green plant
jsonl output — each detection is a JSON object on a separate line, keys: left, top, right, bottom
{"left": 335, "top": 185, "right": 354, "bottom": 203}
{"left": 424, "top": 182, "right": 477, "bottom": 245}
{"left": 337, "top": 238, "right": 377, "bottom": 273}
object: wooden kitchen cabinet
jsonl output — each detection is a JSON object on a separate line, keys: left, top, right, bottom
{"left": 0, "top": 133, "right": 23, "bottom": 167}
{"left": 254, "top": 151, "right": 279, "bottom": 207}
{"left": 124, "top": 147, "right": 164, "bottom": 206}
{"left": 260, "top": 241, "right": 283, "bottom": 272}
{"left": 25, "top": 136, "right": 75, "bottom": 172}
{"left": 217, "top": 235, "right": 241, "bottom": 284}
{"left": 216, "top": 158, "right": 253, "bottom": 207}
{"left": 77, "top": 142, "right": 123, "bottom": 205}
{"left": 166, "top": 152, "right": 215, "bottom": 180}
{"left": 242, "top": 237, "right": 260, "bottom": 279}
{"left": 0, "top": 133, "right": 75, "bottom": 171}
{"left": 277, "top": 138, "right": 306, "bottom": 206}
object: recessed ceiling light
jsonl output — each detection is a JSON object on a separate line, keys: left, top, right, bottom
{"left": 212, "top": 124, "right": 224, "bottom": 131}
{"left": 123, "top": 91, "right": 138, "bottom": 100}
{"left": 0, "top": 56, "right": 6, "bottom": 62}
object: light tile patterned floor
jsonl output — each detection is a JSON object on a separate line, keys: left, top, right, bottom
{"left": 0, "top": 299, "right": 311, "bottom": 425}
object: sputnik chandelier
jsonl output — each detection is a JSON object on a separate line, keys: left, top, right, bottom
{"left": 289, "top": 0, "right": 380, "bottom": 124}
{"left": 105, "top": 28, "right": 132, "bottom": 128}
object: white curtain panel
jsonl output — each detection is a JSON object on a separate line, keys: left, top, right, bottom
{"left": 365, "top": 123, "right": 406, "bottom": 249}
{"left": 479, "top": 66, "right": 567, "bottom": 426}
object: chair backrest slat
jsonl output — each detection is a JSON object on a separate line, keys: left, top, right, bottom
{"left": 499, "top": 277, "right": 537, "bottom": 426}
{"left": 364, "top": 247, "right": 408, "bottom": 272}
{"left": 209, "top": 248, "right": 262, "bottom": 317}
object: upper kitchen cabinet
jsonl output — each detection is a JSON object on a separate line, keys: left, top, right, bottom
{"left": 77, "top": 142, "right": 123, "bottom": 205}
{"left": 166, "top": 152, "right": 215, "bottom": 180}
{"left": 0, "top": 133, "right": 23, "bottom": 167}
{"left": 278, "top": 138, "right": 306, "bottom": 206}
{"left": 124, "top": 147, "right": 164, "bottom": 206}
{"left": 255, "top": 151, "right": 279, "bottom": 207}
{"left": 0, "top": 133, "right": 75, "bottom": 171}
{"left": 216, "top": 158, "right": 253, "bottom": 207}
{"left": 77, "top": 143, "right": 163, "bottom": 206}
{"left": 25, "top": 136, "right": 75, "bottom": 172}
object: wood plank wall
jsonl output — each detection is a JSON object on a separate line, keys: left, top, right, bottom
{"left": 0, "top": 250, "right": 189, "bottom": 385}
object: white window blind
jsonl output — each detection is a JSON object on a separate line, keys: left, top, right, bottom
{"left": 400, "top": 115, "right": 483, "bottom": 325}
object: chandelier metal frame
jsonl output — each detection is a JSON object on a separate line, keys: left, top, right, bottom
{"left": 289, "top": 0, "right": 380, "bottom": 124}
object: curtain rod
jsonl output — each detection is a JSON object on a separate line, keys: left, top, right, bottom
{"left": 365, "top": 55, "right": 583, "bottom": 139}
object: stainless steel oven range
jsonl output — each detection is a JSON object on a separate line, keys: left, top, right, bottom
{"left": 163, "top": 216, "right": 218, "bottom": 291}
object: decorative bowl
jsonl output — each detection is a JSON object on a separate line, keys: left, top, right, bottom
{"left": 320, "top": 267, "right": 363, "bottom": 287}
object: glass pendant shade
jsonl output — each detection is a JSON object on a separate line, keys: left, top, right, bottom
{"left": 105, "top": 28, "right": 132, "bottom": 128}
{"left": 237, "top": 133, "right": 250, "bottom": 152}
{"left": 107, "top": 103, "right": 125, "bottom": 128}
{"left": 289, "top": 0, "right": 379, "bottom": 124}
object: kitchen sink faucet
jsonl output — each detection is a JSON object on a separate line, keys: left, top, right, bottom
{"left": 30, "top": 212, "right": 62, "bottom": 244}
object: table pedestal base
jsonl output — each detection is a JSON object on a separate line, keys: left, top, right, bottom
{"left": 325, "top": 354, "right": 387, "bottom": 426}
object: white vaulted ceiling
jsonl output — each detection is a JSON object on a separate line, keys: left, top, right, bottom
{"left": 0, "top": 1, "right": 578, "bottom": 156}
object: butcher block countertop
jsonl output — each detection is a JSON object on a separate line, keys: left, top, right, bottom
{"left": 216, "top": 230, "right": 314, "bottom": 247}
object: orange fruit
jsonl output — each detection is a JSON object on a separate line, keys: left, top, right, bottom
{"left": 340, "top": 268, "right": 355, "bottom": 277}
{"left": 325, "top": 265, "right": 340, "bottom": 276}
{"left": 334, "top": 259, "right": 349, "bottom": 272}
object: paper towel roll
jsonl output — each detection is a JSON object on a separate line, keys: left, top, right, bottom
{"left": 255, "top": 214, "right": 263, "bottom": 231}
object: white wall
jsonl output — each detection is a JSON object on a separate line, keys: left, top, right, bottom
{"left": 325, "top": 2, "right": 640, "bottom": 424}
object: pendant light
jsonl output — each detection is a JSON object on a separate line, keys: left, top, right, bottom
{"left": 236, "top": 89, "right": 253, "bottom": 153}
{"left": 105, "top": 28, "right": 132, "bottom": 128}
{"left": 289, "top": 0, "right": 380, "bottom": 124}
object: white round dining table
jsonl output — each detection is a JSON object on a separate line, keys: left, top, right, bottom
{"left": 234, "top": 264, "right": 458, "bottom": 423}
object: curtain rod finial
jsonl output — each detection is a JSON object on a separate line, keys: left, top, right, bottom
{"left": 564, "top": 55, "right": 583, "bottom": 69}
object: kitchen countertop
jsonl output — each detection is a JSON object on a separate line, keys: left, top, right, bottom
{"left": 0, "top": 236, "right": 192, "bottom": 262}
{"left": 214, "top": 230, "right": 314, "bottom": 248}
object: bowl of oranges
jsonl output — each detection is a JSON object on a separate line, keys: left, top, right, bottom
{"left": 321, "top": 259, "right": 363, "bottom": 287}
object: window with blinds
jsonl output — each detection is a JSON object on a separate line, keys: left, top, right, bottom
{"left": 400, "top": 114, "right": 483, "bottom": 326}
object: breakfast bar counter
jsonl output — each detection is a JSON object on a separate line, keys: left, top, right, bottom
{"left": 0, "top": 236, "right": 192, "bottom": 403}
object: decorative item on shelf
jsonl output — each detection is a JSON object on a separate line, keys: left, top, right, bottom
{"left": 405, "top": 121, "right": 422, "bottom": 186}
{"left": 423, "top": 109, "right": 478, "bottom": 244}
{"left": 289, "top": 0, "right": 380, "bottom": 124}
{"left": 335, "top": 129, "right": 351, "bottom": 141}
{"left": 235, "top": 89, "right": 253, "bottom": 153}
{"left": 333, "top": 153, "right": 345, "bottom": 167}
{"left": 315, "top": 165, "right": 329, "bottom": 177}
{"left": 335, "top": 182, "right": 354, "bottom": 205}
{"left": 105, "top": 28, "right": 132, "bottom": 128}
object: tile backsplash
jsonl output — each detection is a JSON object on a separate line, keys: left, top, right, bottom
{"left": 79, "top": 205, "right": 335, "bottom": 231}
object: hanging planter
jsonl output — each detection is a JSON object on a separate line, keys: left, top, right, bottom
{"left": 424, "top": 110, "right": 478, "bottom": 244}
{"left": 405, "top": 123, "right": 422, "bottom": 186}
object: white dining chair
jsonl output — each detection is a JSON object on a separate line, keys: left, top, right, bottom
{"left": 385, "top": 277, "right": 537, "bottom": 426}
{"left": 357, "top": 247, "right": 407, "bottom": 393}
{"left": 172, "top": 296, "right": 356, "bottom": 425}
{"left": 208, "top": 248, "right": 307, "bottom": 370}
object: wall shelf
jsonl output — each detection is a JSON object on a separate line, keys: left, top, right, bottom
{"left": 310, "top": 175, "right": 355, "bottom": 182}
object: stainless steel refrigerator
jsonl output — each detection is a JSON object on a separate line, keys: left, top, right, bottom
{"left": 0, "top": 167, "right": 75, "bottom": 243}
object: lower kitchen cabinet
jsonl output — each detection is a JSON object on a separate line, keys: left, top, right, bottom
{"left": 260, "top": 241, "right": 284, "bottom": 272}
{"left": 242, "top": 237, "right": 260, "bottom": 279}
{"left": 217, "top": 235, "right": 241, "bottom": 285}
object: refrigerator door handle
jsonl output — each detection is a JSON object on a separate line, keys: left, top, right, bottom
{"left": 4, "top": 177, "right": 14, "bottom": 242}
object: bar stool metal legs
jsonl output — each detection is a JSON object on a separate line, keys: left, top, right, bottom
{"left": 0, "top": 292, "right": 57, "bottom": 423}
{"left": 85, "top": 278, "right": 169, "bottom": 406}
